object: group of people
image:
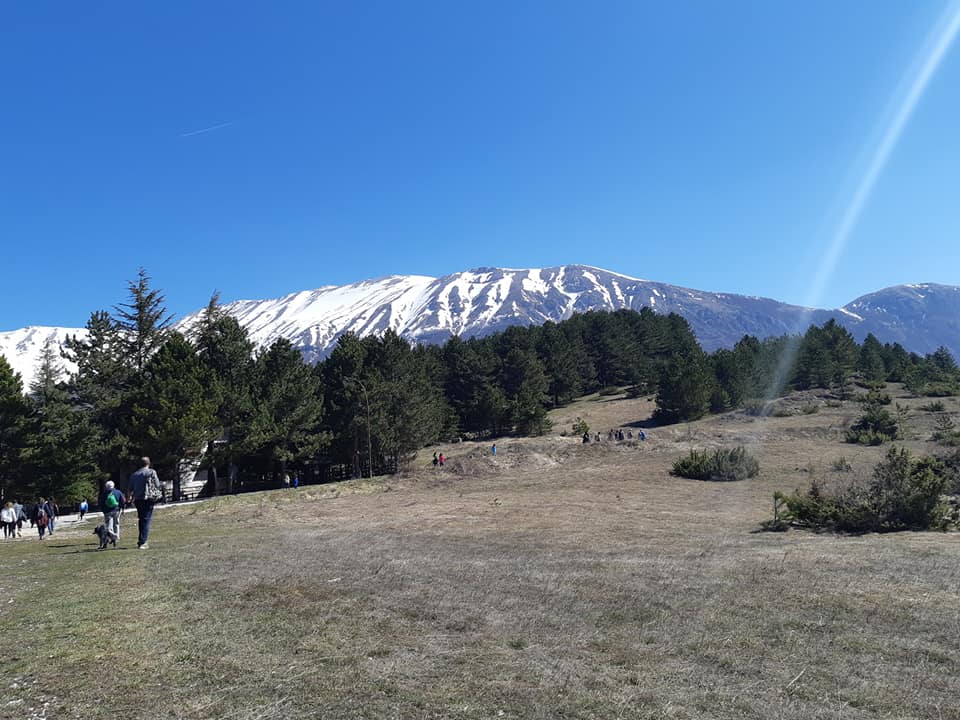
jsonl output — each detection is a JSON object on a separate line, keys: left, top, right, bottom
{"left": 95, "top": 456, "right": 163, "bottom": 550}
{"left": 0, "top": 456, "right": 162, "bottom": 549}
{"left": 581, "top": 428, "right": 647, "bottom": 443}
{"left": 0, "top": 498, "right": 59, "bottom": 540}
{"left": 432, "top": 451, "right": 446, "bottom": 468}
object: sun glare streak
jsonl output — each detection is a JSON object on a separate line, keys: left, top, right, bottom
{"left": 764, "top": 1, "right": 960, "bottom": 401}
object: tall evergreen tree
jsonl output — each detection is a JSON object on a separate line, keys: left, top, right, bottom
{"left": 114, "top": 268, "right": 173, "bottom": 374}
{"left": 128, "top": 333, "right": 218, "bottom": 500}
{"left": 247, "top": 338, "right": 328, "bottom": 476}
{"left": 20, "top": 340, "right": 99, "bottom": 501}
{"left": 63, "top": 310, "right": 132, "bottom": 485}
{"left": 194, "top": 293, "right": 256, "bottom": 492}
{"left": 0, "top": 356, "right": 29, "bottom": 500}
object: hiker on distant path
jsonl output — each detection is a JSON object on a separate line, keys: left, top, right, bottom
{"left": 432, "top": 452, "right": 439, "bottom": 468}
{"left": 491, "top": 444, "right": 497, "bottom": 456}
{"left": 100, "top": 481, "right": 124, "bottom": 545}
{"left": 13, "top": 500, "right": 25, "bottom": 537}
{"left": 292, "top": 474, "right": 300, "bottom": 489}
{"left": 46, "top": 498, "right": 59, "bottom": 535}
{"left": 1, "top": 502, "right": 16, "bottom": 539}
{"left": 639, "top": 430, "right": 646, "bottom": 442}
{"left": 438, "top": 453, "right": 445, "bottom": 468}
{"left": 34, "top": 499, "right": 49, "bottom": 540}
{"left": 78, "top": 498, "right": 88, "bottom": 521}
{"left": 582, "top": 432, "right": 590, "bottom": 443}
{"left": 128, "top": 456, "right": 163, "bottom": 550}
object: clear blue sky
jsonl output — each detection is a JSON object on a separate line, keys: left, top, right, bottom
{"left": 2, "top": 1, "right": 959, "bottom": 330}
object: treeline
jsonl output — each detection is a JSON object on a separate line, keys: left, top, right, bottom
{"left": 1, "top": 270, "right": 958, "bottom": 504}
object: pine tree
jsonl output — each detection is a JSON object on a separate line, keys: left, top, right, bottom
{"left": 654, "top": 349, "right": 713, "bottom": 424}
{"left": 194, "top": 293, "right": 256, "bottom": 492}
{"left": 128, "top": 333, "right": 218, "bottom": 500}
{"left": 20, "top": 340, "right": 99, "bottom": 501}
{"left": 858, "top": 333, "right": 886, "bottom": 382}
{"left": 0, "top": 356, "right": 29, "bottom": 500}
{"left": 247, "top": 338, "right": 328, "bottom": 476}
{"left": 63, "top": 310, "right": 133, "bottom": 485}
{"left": 114, "top": 268, "right": 173, "bottom": 374}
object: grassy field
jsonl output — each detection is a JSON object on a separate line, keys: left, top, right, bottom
{"left": 2, "top": 387, "right": 959, "bottom": 719}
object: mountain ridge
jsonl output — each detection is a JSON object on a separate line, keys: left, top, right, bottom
{"left": 2, "top": 265, "right": 958, "bottom": 389}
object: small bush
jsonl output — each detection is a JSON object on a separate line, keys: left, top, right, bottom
{"left": 672, "top": 446, "right": 760, "bottom": 482}
{"left": 931, "top": 415, "right": 960, "bottom": 446}
{"left": 920, "top": 382, "right": 959, "bottom": 398}
{"left": 920, "top": 400, "right": 946, "bottom": 412}
{"left": 831, "top": 456, "right": 853, "bottom": 472}
{"left": 572, "top": 417, "right": 590, "bottom": 437}
{"left": 774, "top": 447, "right": 950, "bottom": 532}
{"left": 845, "top": 403, "right": 899, "bottom": 445}
{"left": 858, "top": 390, "right": 891, "bottom": 406}
{"left": 800, "top": 403, "right": 820, "bottom": 415}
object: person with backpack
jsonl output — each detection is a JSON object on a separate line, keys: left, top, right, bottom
{"left": 100, "top": 481, "right": 124, "bottom": 546}
{"left": 45, "top": 498, "right": 59, "bottom": 535}
{"left": 34, "top": 498, "right": 49, "bottom": 540}
{"left": 128, "top": 456, "right": 163, "bottom": 549}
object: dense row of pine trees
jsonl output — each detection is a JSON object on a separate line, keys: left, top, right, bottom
{"left": 1, "top": 271, "right": 958, "bottom": 504}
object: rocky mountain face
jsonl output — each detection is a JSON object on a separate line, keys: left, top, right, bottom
{"left": 2, "top": 266, "right": 957, "bottom": 389}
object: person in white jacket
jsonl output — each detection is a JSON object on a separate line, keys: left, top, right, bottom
{"left": 1, "top": 502, "right": 17, "bottom": 539}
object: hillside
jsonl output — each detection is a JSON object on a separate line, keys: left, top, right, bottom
{"left": 4, "top": 384, "right": 959, "bottom": 719}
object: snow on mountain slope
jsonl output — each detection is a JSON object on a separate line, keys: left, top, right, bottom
{"left": 3, "top": 266, "right": 958, "bottom": 390}
{"left": 0, "top": 326, "right": 86, "bottom": 390}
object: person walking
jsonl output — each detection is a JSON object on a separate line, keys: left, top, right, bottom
{"left": 432, "top": 452, "right": 439, "bottom": 469}
{"left": 1, "top": 502, "right": 16, "bottom": 539}
{"left": 34, "top": 499, "right": 49, "bottom": 540}
{"left": 45, "top": 498, "right": 58, "bottom": 535}
{"left": 438, "top": 453, "right": 445, "bottom": 468}
{"left": 99, "top": 481, "right": 124, "bottom": 546}
{"left": 78, "top": 498, "right": 89, "bottom": 521}
{"left": 128, "top": 456, "right": 163, "bottom": 549}
{"left": 491, "top": 444, "right": 497, "bottom": 456}
{"left": 13, "top": 500, "right": 26, "bottom": 538}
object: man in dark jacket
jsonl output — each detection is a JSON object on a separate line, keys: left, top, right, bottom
{"left": 128, "top": 457, "right": 161, "bottom": 549}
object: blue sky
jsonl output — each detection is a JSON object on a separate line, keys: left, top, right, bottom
{"left": 2, "top": 1, "right": 959, "bottom": 330}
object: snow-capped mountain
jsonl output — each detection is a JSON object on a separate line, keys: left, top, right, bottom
{"left": 2, "top": 265, "right": 958, "bottom": 390}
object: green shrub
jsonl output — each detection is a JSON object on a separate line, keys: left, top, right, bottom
{"left": 845, "top": 403, "right": 899, "bottom": 445}
{"left": 572, "top": 417, "right": 590, "bottom": 436}
{"left": 831, "top": 456, "right": 852, "bottom": 472}
{"left": 920, "top": 400, "right": 946, "bottom": 412}
{"left": 855, "top": 379, "right": 887, "bottom": 390}
{"left": 858, "top": 390, "right": 891, "bottom": 406}
{"left": 931, "top": 415, "right": 960, "bottom": 446}
{"left": 774, "top": 447, "right": 950, "bottom": 532}
{"left": 672, "top": 446, "right": 760, "bottom": 482}
{"left": 920, "top": 382, "right": 958, "bottom": 398}
{"left": 800, "top": 403, "right": 820, "bottom": 415}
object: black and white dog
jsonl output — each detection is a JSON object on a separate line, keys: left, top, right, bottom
{"left": 92, "top": 524, "right": 115, "bottom": 549}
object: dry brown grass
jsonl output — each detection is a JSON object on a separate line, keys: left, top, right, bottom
{"left": 3, "top": 385, "right": 959, "bottom": 719}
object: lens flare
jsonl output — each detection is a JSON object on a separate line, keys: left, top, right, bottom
{"left": 765, "top": 1, "right": 960, "bottom": 401}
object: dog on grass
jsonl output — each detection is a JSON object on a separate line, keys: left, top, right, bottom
{"left": 93, "top": 524, "right": 116, "bottom": 549}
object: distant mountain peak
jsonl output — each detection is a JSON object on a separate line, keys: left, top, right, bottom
{"left": 2, "top": 266, "right": 957, "bottom": 390}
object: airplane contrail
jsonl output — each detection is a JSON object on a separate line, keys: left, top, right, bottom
{"left": 179, "top": 121, "right": 233, "bottom": 138}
